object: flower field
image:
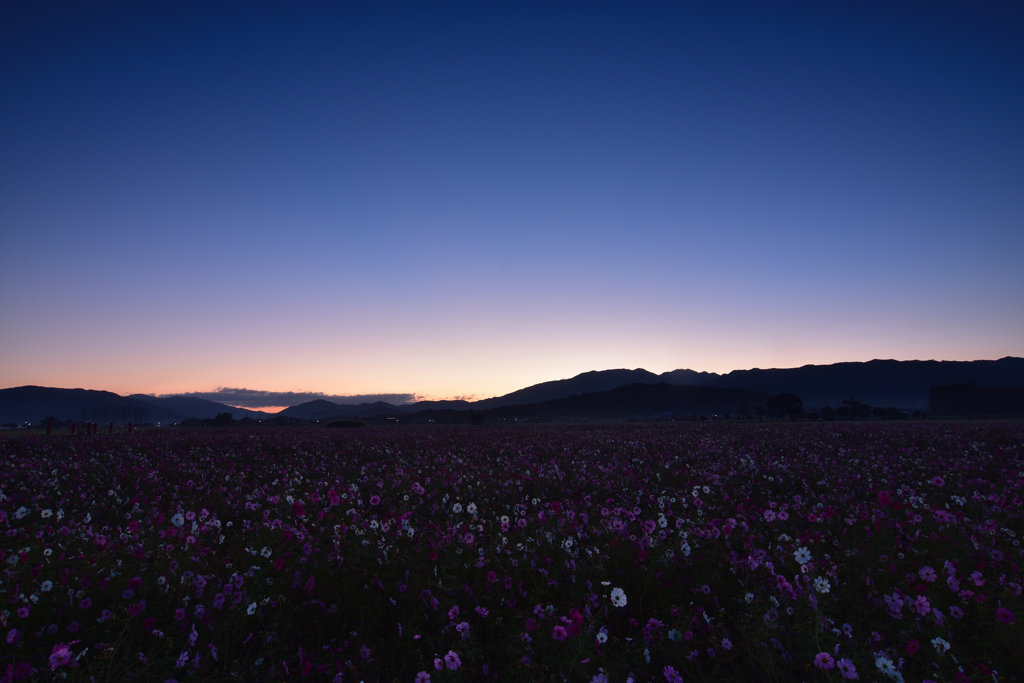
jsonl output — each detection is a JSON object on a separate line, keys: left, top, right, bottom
{"left": 1, "top": 422, "right": 1022, "bottom": 682}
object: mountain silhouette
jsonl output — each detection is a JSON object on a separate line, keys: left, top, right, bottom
{"left": 480, "top": 382, "right": 769, "bottom": 421}
{"left": 3, "top": 357, "right": 1023, "bottom": 425}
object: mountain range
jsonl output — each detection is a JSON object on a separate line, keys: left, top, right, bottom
{"left": 2, "top": 356, "right": 1023, "bottom": 425}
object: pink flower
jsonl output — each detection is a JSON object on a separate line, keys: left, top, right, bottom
{"left": 293, "top": 502, "right": 305, "bottom": 517}
{"left": 49, "top": 643, "right": 73, "bottom": 671}
{"left": 369, "top": 495, "right": 381, "bottom": 506}
{"left": 444, "top": 651, "right": 461, "bottom": 670}
{"left": 836, "top": 658, "right": 857, "bottom": 679}
{"left": 415, "top": 673, "right": 431, "bottom": 683}
{"left": 6, "top": 629, "right": 20, "bottom": 644}
{"left": 906, "top": 639, "right": 920, "bottom": 654}
{"left": 663, "top": 665, "right": 683, "bottom": 683}
{"left": 996, "top": 607, "right": 1015, "bottom": 624}
{"left": 814, "top": 653, "right": 835, "bottom": 670}
{"left": 552, "top": 625, "right": 568, "bottom": 641}
{"left": 914, "top": 595, "right": 931, "bottom": 615}
{"left": 931, "top": 476, "right": 945, "bottom": 486}
{"left": 306, "top": 576, "right": 316, "bottom": 592}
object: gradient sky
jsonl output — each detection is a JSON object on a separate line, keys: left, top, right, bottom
{"left": 2, "top": 1, "right": 1022, "bottom": 408}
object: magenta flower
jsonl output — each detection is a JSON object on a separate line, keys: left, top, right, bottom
{"left": 552, "top": 625, "right": 568, "bottom": 641}
{"left": 814, "top": 652, "right": 835, "bottom": 670}
{"left": 5, "top": 629, "right": 20, "bottom": 645}
{"left": 16, "top": 607, "right": 30, "bottom": 619}
{"left": 306, "top": 576, "right": 316, "bottom": 592}
{"left": 444, "top": 651, "right": 461, "bottom": 671}
{"left": 293, "top": 502, "right": 305, "bottom": 517}
{"left": 663, "top": 665, "right": 683, "bottom": 683}
{"left": 369, "top": 495, "right": 381, "bottom": 505}
{"left": 996, "top": 607, "right": 1015, "bottom": 623}
{"left": 79, "top": 598, "right": 92, "bottom": 609}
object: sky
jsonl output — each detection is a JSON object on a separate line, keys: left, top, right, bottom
{"left": 2, "top": 1, "right": 1022, "bottom": 409}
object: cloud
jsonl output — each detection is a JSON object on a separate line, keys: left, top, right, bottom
{"left": 159, "top": 388, "right": 417, "bottom": 409}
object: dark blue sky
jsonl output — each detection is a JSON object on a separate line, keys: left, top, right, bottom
{"left": 2, "top": 1, "right": 1022, "bottom": 404}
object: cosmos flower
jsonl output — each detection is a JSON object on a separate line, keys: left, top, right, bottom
{"left": 814, "top": 652, "right": 835, "bottom": 669}
{"left": 48, "top": 643, "right": 73, "bottom": 670}
{"left": 793, "top": 547, "right": 812, "bottom": 564}
{"left": 836, "top": 658, "right": 858, "bottom": 679}
{"left": 663, "top": 665, "right": 683, "bottom": 683}
{"left": 610, "top": 587, "right": 627, "bottom": 607}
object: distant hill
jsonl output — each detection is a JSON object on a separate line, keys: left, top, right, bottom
{"left": 0, "top": 386, "right": 186, "bottom": 425}
{"left": 471, "top": 358, "right": 1024, "bottom": 411}
{"left": 473, "top": 369, "right": 664, "bottom": 408}
{"left": 479, "top": 382, "right": 769, "bottom": 421}
{"left": 699, "top": 357, "right": 1024, "bottom": 410}
{"left": 128, "top": 395, "right": 272, "bottom": 421}
{"left": 4, "top": 357, "right": 1022, "bottom": 425}
{"left": 279, "top": 400, "right": 409, "bottom": 420}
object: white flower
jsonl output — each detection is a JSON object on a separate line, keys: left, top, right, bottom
{"left": 171, "top": 513, "right": 185, "bottom": 527}
{"left": 596, "top": 630, "right": 608, "bottom": 644}
{"left": 794, "top": 547, "right": 812, "bottom": 565}
{"left": 40, "top": 509, "right": 52, "bottom": 518}
{"left": 610, "top": 587, "right": 627, "bottom": 607}
{"left": 744, "top": 592, "right": 754, "bottom": 603}
{"left": 452, "top": 503, "right": 463, "bottom": 514}
{"left": 247, "top": 602, "right": 257, "bottom": 615}
{"left": 466, "top": 503, "right": 477, "bottom": 515}
{"left": 14, "top": 507, "right": 28, "bottom": 519}
{"left": 260, "top": 547, "right": 272, "bottom": 558}
{"left": 41, "top": 580, "right": 53, "bottom": 592}
{"left": 813, "top": 577, "right": 831, "bottom": 594}
{"left": 930, "top": 636, "right": 950, "bottom": 653}
{"left": 875, "top": 656, "right": 896, "bottom": 676}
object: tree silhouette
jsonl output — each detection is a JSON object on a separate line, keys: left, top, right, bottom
{"left": 766, "top": 394, "right": 804, "bottom": 420}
